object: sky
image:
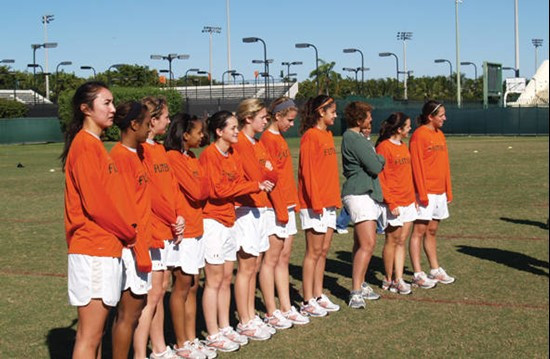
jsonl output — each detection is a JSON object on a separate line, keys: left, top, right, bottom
{"left": 1, "top": 0, "right": 548, "bottom": 83}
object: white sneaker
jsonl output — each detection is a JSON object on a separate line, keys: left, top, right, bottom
{"left": 191, "top": 339, "right": 217, "bottom": 359}
{"left": 173, "top": 341, "right": 207, "bottom": 359}
{"left": 412, "top": 271, "right": 438, "bottom": 289}
{"left": 361, "top": 282, "right": 381, "bottom": 300}
{"left": 316, "top": 294, "right": 340, "bottom": 312}
{"left": 300, "top": 298, "right": 328, "bottom": 317}
{"left": 391, "top": 278, "right": 412, "bottom": 295}
{"left": 253, "top": 315, "right": 276, "bottom": 335}
{"left": 282, "top": 306, "right": 310, "bottom": 325}
{"left": 219, "top": 326, "right": 248, "bottom": 346}
{"left": 429, "top": 267, "right": 455, "bottom": 284}
{"left": 204, "top": 332, "right": 239, "bottom": 353}
{"left": 336, "top": 228, "right": 349, "bottom": 234}
{"left": 236, "top": 320, "right": 271, "bottom": 341}
{"left": 150, "top": 346, "right": 178, "bottom": 359}
{"left": 264, "top": 310, "right": 293, "bottom": 329}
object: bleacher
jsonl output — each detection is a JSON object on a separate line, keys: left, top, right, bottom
{"left": 0, "top": 89, "right": 53, "bottom": 105}
{"left": 172, "top": 81, "right": 299, "bottom": 101}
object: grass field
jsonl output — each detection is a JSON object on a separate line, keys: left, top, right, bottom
{"left": 0, "top": 136, "right": 548, "bottom": 358}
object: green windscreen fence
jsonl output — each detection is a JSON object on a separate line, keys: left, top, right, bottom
{"left": 0, "top": 117, "right": 64, "bottom": 144}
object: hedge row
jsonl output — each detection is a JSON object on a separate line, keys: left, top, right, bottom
{"left": 0, "top": 99, "right": 28, "bottom": 118}
{"left": 57, "top": 87, "right": 183, "bottom": 141}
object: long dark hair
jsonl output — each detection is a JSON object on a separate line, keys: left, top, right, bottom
{"left": 113, "top": 101, "right": 148, "bottom": 131}
{"left": 299, "top": 95, "right": 334, "bottom": 134}
{"left": 376, "top": 112, "right": 410, "bottom": 147}
{"left": 60, "top": 81, "right": 109, "bottom": 171}
{"left": 205, "top": 110, "right": 234, "bottom": 143}
{"left": 416, "top": 100, "right": 442, "bottom": 126}
{"left": 164, "top": 112, "right": 204, "bottom": 152}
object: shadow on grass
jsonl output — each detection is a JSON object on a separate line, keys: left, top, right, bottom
{"left": 46, "top": 318, "right": 77, "bottom": 359}
{"left": 499, "top": 217, "right": 549, "bottom": 230}
{"left": 456, "top": 245, "right": 549, "bottom": 277}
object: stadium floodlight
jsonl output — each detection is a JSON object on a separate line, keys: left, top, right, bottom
{"left": 295, "top": 42, "right": 319, "bottom": 94}
{"left": 80, "top": 65, "right": 97, "bottom": 78}
{"left": 435, "top": 59, "right": 453, "bottom": 79}
{"left": 460, "top": 61, "right": 478, "bottom": 79}
{"left": 532, "top": 39, "right": 543, "bottom": 72}
{"left": 396, "top": 32, "right": 413, "bottom": 100}
{"left": 150, "top": 53, "right": 190, "bottom": 87}
{"left": 243, "top": 36, "right": 268, "bottom": 99}
{"left": 343, "top": 48, "right": 365, "bottom": 88}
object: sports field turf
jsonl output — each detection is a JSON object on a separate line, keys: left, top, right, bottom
{"left": 0, "top": 136, "right": 548, "bottom": 358}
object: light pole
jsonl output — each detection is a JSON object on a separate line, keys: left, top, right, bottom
{"left": 107, "top": 63, "right": 125, "bottom": 86}
{"left": 435, "top": 59, "right": 453, "bottom": 79}
{"left": 31, "top": 42, "right": 57, "bottom": 105}
{"left": 42, "top": 14, "right": 54, "bottom": 100}
{"left": 184, "top": 68, "right": 200, "bottom": 99}
{"left": 243, "top": 37, "right": 268, "bottom": 99}
{"left": 454, "top": 0, "right": 462, "bottom": 107}
{"left": 221, "top": 69, "right": 236, "bottom": 101}
{"left": 460, "top": 61, "right": 477, "bottom": 79}
{"left": 203, "top": 26, "right": 221, "bottom": 88}
{"left": 1, "top": 59, "right": 16, "bottom": 100}
{"left": 397, "top": 32, "right": 412, "bottom": 100}
{"left": 532, "top": 39, "right": 543, "bottom": 73}
{"left": 295, "top": 42, "right": 319, "bottom": 94}
{"left": 503, "top": 67, "right": 516, "bottom": 76}
{"left": 343, "top": 48, "right": 365, "bottom": 93}
{"left": 343, "top": 67, "right": 360, "bottom": 93}
{"left": 232, "top": 72, "right": 245, "bottom": 98}
{"left": 260, "top": 72, "right": 275, "bottom": 99}
{"left": 80, "top": 66, "right": 96, "bottom": 78}
{"left": 55, "top": 61, "right": 71, "bottom": 99}
{"left": 253, "top": 59, "right": 273, "bottom": 97}
{"left": 379, "top": 52, "right": 400, "bottom": 83}
{"left": 27, "top": 64, "right": 49, "bottom": 104}
{"left": 150, "top": 53, "right": 190, "bottom": 87}
{"left": 281, "top": 61, "right": 302, "bottom": 90}
{"left": 514, "top": 0, "right": 520, "bottom": 77}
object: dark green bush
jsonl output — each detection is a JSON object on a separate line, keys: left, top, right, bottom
{"left": 57, "top": 86, "right": 183, "bottom": 141}
{"left": 0, "top": 99, "right": 28, "bottom": 118}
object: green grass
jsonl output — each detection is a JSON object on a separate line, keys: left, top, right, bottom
{"left": 0, "top": 136, "right": 548, "bottom": 358}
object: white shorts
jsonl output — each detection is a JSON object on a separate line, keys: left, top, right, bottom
{"left": 68, "top": 254, "right": 122, "bottom": 307}
{"left": 343, "top": 194, "right": 385, "bottom": 224}
{"left": 203, "top": 218, "right": 237, "bottom": 264}
{"left": 232, "top": 206, "right": 269, "bottom": 256}
{"left": 166, "top": 236, "right": 206, "bottom": 275}
{"left": 300, "top": 207, "right": 337, "bottom": 233}
{"left": 265, "top": 207, "right": 298, "bottom": 239}
{"left": 416, "top": 193, "right": 450, "bottom": 221}
{"left": 121, "top": 248, "right": 152, "bottom": 296}
{"left": 385, "top": 202, "right": 418, "bottom": 228}
{"left": 150, "top": 244, "right": 169, "bottom": 271}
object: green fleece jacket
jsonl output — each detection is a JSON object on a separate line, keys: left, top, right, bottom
{"left": 341, "top": 129, "right": 385, "bottom": 202}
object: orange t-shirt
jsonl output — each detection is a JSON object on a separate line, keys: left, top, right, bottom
{"left": 298, "top": 127, "right": 341, "bottom": 213}
{"left": 260, "top": 129, "right": 299, "bottom": 210}
{"left": 142, "top": 140, "right": 185, "bottom": 247}
{"left": 64, "top": 131, "right": 137, "bottom": 258}
{"left": 199, "top": 143, "right": 261, "bottom": 227}
{"left": 409, "top": 125, "right": 453, "bottom": 205}
{"left": 110, "top": 143, "right": 153, "bottom": 273}
{"left": 166, "top": 149, "right": 209, "bottom": 238}
{"left": 376, "top": 139, "right": 416, "bottom": 211}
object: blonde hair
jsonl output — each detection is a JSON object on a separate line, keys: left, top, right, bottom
{"left": 236, "top": 98, "right": 265, "bottom": 127}
{"left": 268, "top": 97, "right": 298, "bottom": 121}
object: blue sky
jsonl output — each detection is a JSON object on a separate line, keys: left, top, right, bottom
{"left": 1, "top": 0, "right": 548, "bottom": 82}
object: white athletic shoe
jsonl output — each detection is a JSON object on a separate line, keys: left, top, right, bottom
{"left": 429, "top": 267, "right": 456, "bottom": 284}
{"left": 236, "top": 320, "right": 271, "bottom": 341}
{"left": 204, "top": 332, "right": 239, "bottom": 353}
{"left": 264, "top": 309, "right": 293, "bottom": 329}
{"left": 316, "top": 294, "right": 340, "bottom": 312}
{"left": 173, "top": 341, "right": 207, "bottom": 359}
{"left": 220, "top": 326, "right": 248, "bottom": 346}
{"left": 281, "top": 306, "right": 310, "bottom": 325}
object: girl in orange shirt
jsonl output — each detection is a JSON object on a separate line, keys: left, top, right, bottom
{"left": 259, "top": 97, "right": 310, "bottom": 326}
{"left": 409, "top": 100, "right": 455, "bottom": 288}
{"left": 62, "top": 82, "right": 138, "bottom": 359}
{"left": 298, "top": 95, "right": 342, "bottom": 317}
{"left": 165, "top": 113, "right": 216, "bottom": 359}
{"left": 135, "top": 97, "right": 187, "bottom": 359}
{"left": 110, "top": 101, "right": 153, "bottom": 359}
{"left": 199, "top": 110, "right": 274, "bottom": 352}
{"left": 376, "top": 112, "right": 415, "bottom": 295}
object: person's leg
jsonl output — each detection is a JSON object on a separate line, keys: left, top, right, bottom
{"left": 184, "top": 274, "right": 200, "bottom": 341}
{"left": 302, "top": 229, "right": 324, "bottom": 302}
{"left": 312, "top": 228, "right": 335, "bottom": 297}
{"left": 383, "top": 225, "right": 400, "bottom": 283}
{"left": 170, "top": 268, "right": 193, "bottom": 348}
{"left": 149, "top": 270, "right": 171, "bottom": 353}
{"left": 259, "top": 235, "right": 284, "bottom": 316}
{"left": 351, "top": 221, "right": 377, "bottom": 291}
{"left": 235, "top": 251, "right": 257, "bottom": 324}
{"left": 248, "top": 254, "right": 262, "bottom": 319}
{"left": 203, "top": 263, "right": 224, "bottom": 335}
{"left": 132, "top": 270, "right": 163, "bottom": 358}
{"left": 72, "top": 300, "right": 110, "bottom": 359}
{"left": 394, "top": 222, "right": 413, "bottom": 280}
{"left": 218, "top": 261, "right": 235, "bottom": 329}
{"left": 275, "top": 235, "right": 293, "bottom": 312}
{"left": 112, "top": 290, "right": 146, "bottom": 359}
{"left": 424, "top": 220, "right": 441, "bottom": 270}
{"left": 409, "top": 220, "right": 428, "bottom": 273}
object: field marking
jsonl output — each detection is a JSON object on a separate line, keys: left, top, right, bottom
{"left": 0, "top": 218, "right": 59, "bottom": 224}
{"left": 440, "top": 234, "right": 548, "bottom": 241}
{"left": 0, "top": 269, "right": 66, "bottom": 278}
{"left": 382, "top": 294, "right": 548, "bottom": 310}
